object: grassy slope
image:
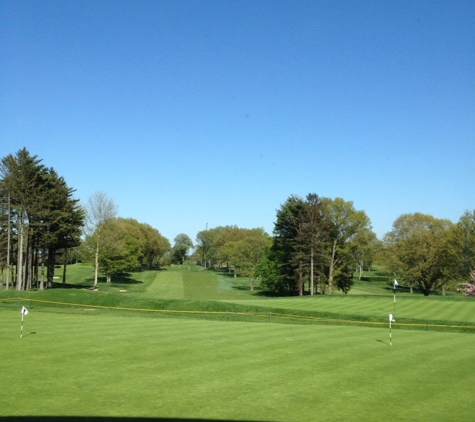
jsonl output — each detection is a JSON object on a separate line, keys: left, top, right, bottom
{"left": 1, "top": 263, "right": 474, "bottom": 329}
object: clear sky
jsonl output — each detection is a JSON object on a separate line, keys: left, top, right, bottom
{"left": 1, "top": 0, "right": 474, "bottom": 244}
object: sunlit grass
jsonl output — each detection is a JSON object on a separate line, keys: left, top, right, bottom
{"left": 1, "top": 309, "right": 473, "bottom": 421}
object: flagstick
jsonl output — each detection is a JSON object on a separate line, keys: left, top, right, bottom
{"left": 20, "top": 312, "right": 24, "bottom": 339}
{"left": 393, "top": 288, "right": 396, "bottom": 313}
{"left": 389, "top": 318, "right": 392, "bottom": 346}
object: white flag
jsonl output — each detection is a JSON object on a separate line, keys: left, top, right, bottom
{"left": 389, "top": 313, "right": 396, "bottom": 323}
{"left": 393, "top": 279, "right": 399, "bottom": 288}
{"left": 21, "top": 306, "right": 29, "bottom": 316}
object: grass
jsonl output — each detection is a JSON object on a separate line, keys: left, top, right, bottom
{"left": 1, "top": 309, "right": 474, "bottom": 421}
{"left": 1, "top": 263, "right": 474, "bottom": 421}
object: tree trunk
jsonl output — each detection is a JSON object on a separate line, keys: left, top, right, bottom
{"left": 94, "top": 238, "right": 100, "bottom": 287}
{"left": 39, "top": 262, "right": 45, "bottom": 291}
{"left": 62, "top": 248, "right": 68, "bottom": 284}
{"left": 16, "top": 217, "right": 24, "bottom": 291}
{"left": 33, "top": 247, "right": 39, "bottom": 288}
{"left": 25, "top": 235, "right": 32, "bottom": 290}
{"left": 6, "top": 194, "right": 11, "bottom": 291}
{"left": 328, "top": 239, "right": 337, "bottom": 295}
{"left": 310, "top": 246, "right": 314, "bottom": 295}
{"left": 47, "top": 246, "right": 56, "bottom": 288}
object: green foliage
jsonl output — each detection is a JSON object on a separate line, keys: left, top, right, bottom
{"left": 449, "top": 210, "right": 475, "bottom": 280}
{"left": 98, "top": 218, "right": 145, "bottom": 280}
{"left": 0, "top": 148, "right": 84, "bottom": 290}
{"left": 383, "top": 213, "right": 454, "bottom": 296}
{"left": 268, "top": 194, "right": 374, "bottom": 296}
{"left": 171, "top": 233, "right": 193, "bottom": 264}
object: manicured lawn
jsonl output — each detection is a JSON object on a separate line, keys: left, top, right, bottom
{"left": 1, "top": 309, "right": 474, "bottom": 421}
{"left": 228, "top": 295, "right": 475, "bottom": 324}
{"left": 1, "top": 264, "right": 474, "bottom": 421}
{"left": 144, "top": 265, "right": 253, "bottom": 300}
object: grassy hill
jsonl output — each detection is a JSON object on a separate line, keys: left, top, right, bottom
{"left": 1, "top": 263, "right": 474, "bottom": 331}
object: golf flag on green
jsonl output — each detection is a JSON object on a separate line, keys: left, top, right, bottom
{"left": 389, "top": 313, "right": 396, "bottom": 346}
{"left": 20, "top": 306, "right": 28, "bottom": 339}
{"left": 393, "top": 279, "right": 399, "bottom": 288}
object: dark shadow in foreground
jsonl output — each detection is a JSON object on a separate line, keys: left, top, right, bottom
{"left": 0, "top": 418, "right": 270, "bottom": 422}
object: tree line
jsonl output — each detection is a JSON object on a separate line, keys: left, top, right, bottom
{"left": 0, "top": 148, "right": 84, "bottom": 290}
{"left": 1, "top": 148, "right": 474, "bottom": 296}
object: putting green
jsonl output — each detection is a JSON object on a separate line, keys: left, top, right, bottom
{"left": 1, "top": 308, "right": 473, "bottom": 421}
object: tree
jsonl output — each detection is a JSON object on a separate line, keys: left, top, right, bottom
{"left": 98, "top": 218, "right": 144, "bottom": 282}
{"left": 449, "top": 210, "right": 475, "bottom": 281}
{"left": 139, "top": 223, "right": 170, "bottom": 269}
{"left": 172, "top": 233, "right": 193, "bottom": 264}
{"left": 39, "top": 169, "right": 84, "bottom": 288}
{"left": 321, "top": 197, "right": 373, "bottom": 295}
{"left": 268, "top": 195, "right": 373, "bottom": 296}
{"left": 85, "top": 191, "right": 118, "bottom": 287}
{"left": 383, "top": 213, "right": 453, "bottom": 296}
{"left": 1, "top": 148, "right": 44, "bottom": 290}
{"left": 297, "top": 194, "right": 327, "bottom": 295}
{"left": 271, "top": 195, "right": 306, "bottom": 295}
{"left": 255, "top": 246, "right": 280, "bottom": 294}
{"left": 220, "top": 228, "right": 269, "bottom": 290}
{"left": 352, "top": 228, "right": 378, "bottom": 280}
{"left": 1, "top": 148, "right": 83, "bottom": 290}
{"left": 458, "top": 270, "right": 475, "bottom": 297}
{"left": 0, "top": 185, "right": 12, "bottom": 289}
{"left": 195, "top": 228, "right": 216, "bottom": 268}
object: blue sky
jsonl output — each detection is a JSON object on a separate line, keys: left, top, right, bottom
{"left": 1, "top": 0, "right": 474, "bottom": 244}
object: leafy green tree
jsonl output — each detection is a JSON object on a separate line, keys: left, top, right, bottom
{"left": 195, "top": 226, "right": 223, "bottom": 268}
{"left": 220, "top": 228, "right": 269, "bottom": 290}
{"left": 172, "top": 233, "right": 193, "bottom": 264}
{"left": 449, "top": 210, "right": 475, "bottom": 280}
{"left": 383, "top": 213, "right": 454, "bottom": 296}
{"left": 139, "top": 223, "right": 170, "bottom": 269}
{"left": 352, "top": 228, "right": 378, "bottom": 280}
{"left": 321, "top": 197, "right": 372, "bottom": 295}
{"left": 255, "top": 246, "right": 280, "bottom": 294}
{"left": 268, "top": 195, "right": 373, "bottom": 296}
{"left": 98, "top": 218, "right": 145, "bottom": 282}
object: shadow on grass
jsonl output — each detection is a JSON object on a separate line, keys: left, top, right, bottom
{"left": 51, "top": 273, "right": 143, "bottom": 289}
{"left": 50, "top": 281, "right": 92, "bottom": 290}
{"left": 0, "top": 418, "right": 269, "bottom": 422}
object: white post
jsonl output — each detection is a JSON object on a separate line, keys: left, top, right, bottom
{"left": 389, "top": 314, "right": 396, "bottom": 346}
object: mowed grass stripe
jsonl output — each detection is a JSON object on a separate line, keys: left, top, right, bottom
{"left": 229, "top": 296, "right": 475, "bottom": 323}
{"left": 1, "top": 309, "right": 474, "bottom": 421}
{"left": 181, "top": 268, "right": 253, "bottom": 300}
{"left": 145, "top": 269, "right": 184, "bottom": 298}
